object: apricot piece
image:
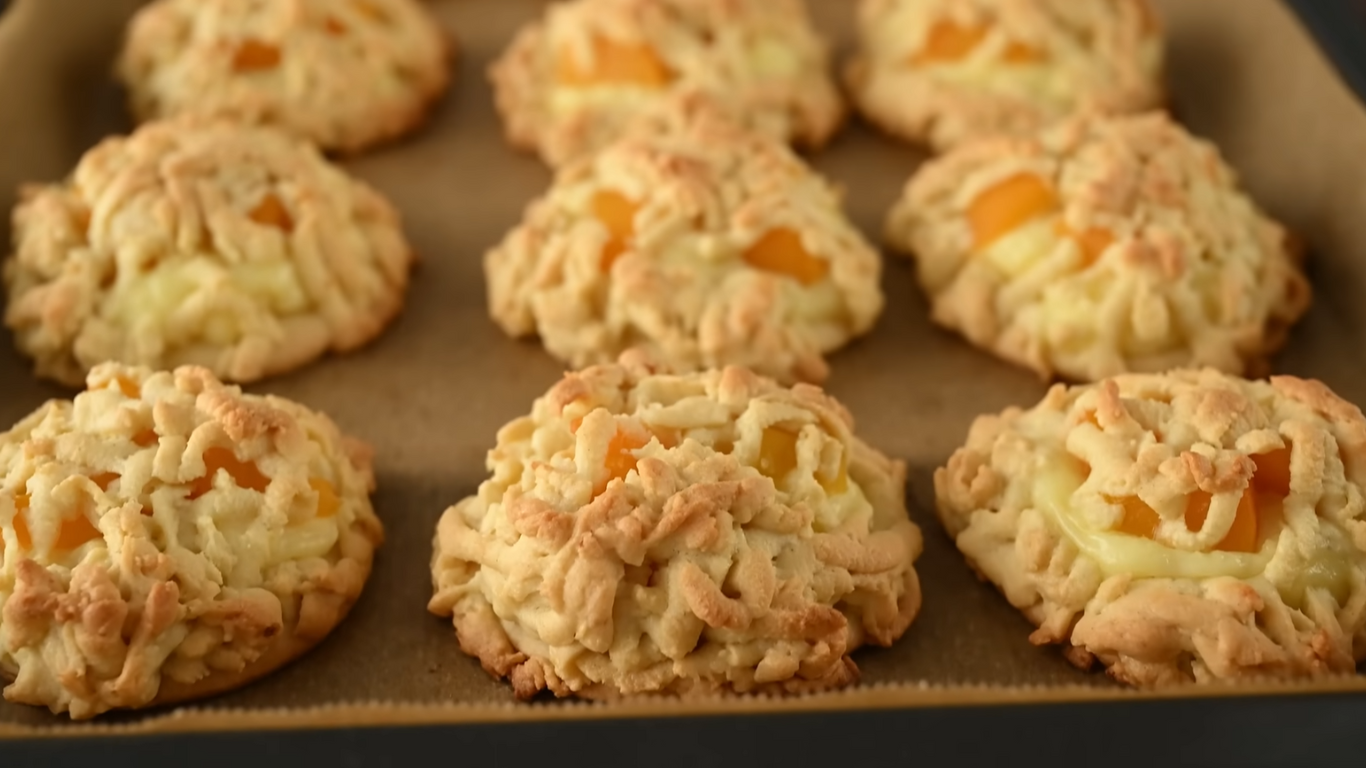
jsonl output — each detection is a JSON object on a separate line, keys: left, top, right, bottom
{"left": 743, "top": 228, "right": 829, "bottom": 286}
{"left": 757, "top": 427, "right": 799, "bottom": 482}
{"left": 969, "top": 173, "right": 1059, "bottom": 251}
{"left": 114, "top": 375, "right": 141, "bottom": 399}
{"left": 1003, "top": 40, "right": 1045, "bottom": 63}
{"left": 74, "top": 208, "right": 92, "bottom": 238}
{"left": 188, "top": 447, "right": 270, "bottom": 500}
{"left": 1114, "top": 495, "right": 1160, "bottom": 539}
{"left": 1135, "top": 0, "right": 1162, "bottom": 37}
{"left": 818, "top": 454, "right": 849, "bottom": 495}
{"left": 249, "top": 193, "right": 294, "bottom": 232}
{"left": 55, "top": 512, "right": 103, "bottom": 551}
{"left": 592, "top": 190, "right": 638, "bottom": 271}
{"left": 324, "top": 17, "right": 347, "bottom": 35}
{"left": 600, "top": 430, "right": 649, "bottom": 493}
{"left": 13, "top": 493, "right": 32, "bottom": 551}
{"left": 1184, "top": 489, "right": 1259, "bottom": 554}
{"left": 652, "top": 427, "right": 682, "bottom": 449}
{"left": 133, "top": 429, "right": 159, "bottom": 448}
{"left": 311, "top": 478, "right": 340, "bottom": 519}
{"left": 354, "top": 0, "right": 389, "bottom": 23}
{"left": 910, "top": 19, "right": 988, "bottom": 64}
{"left": 91, "top": 473, "right": 119, "bottom": 492}
{"left": 232, "top": 39, "right": 282, "bottom": 72}
{"left": 1055, "top": 221, "right": 1115, "bottom": 267}
{"left": 1252, "top": 447, "right": 1292, "bottom": 497}
{"left": 556, "top": 37, "right": 672, "bottom": 88}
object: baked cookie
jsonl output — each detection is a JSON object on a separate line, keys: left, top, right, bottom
{"left": 846, "top": 0, "right": 1164, "bottom": 151}
{"left": 485, "top": 96, "right": 883, "bottom": 385}
{"left": 118, "top": 0, "right": 452, "bottom": 154}
{"left": 884, "top": 110, "right": 1310, "bottom": 382}
{"left": 429, "top": 350, "right": 923, "bottom": 699}
{"left": 490, "top": 0, "right": 843, "bottom": 168}
{"left": 3, "top": 116, "right": 414, "bottom": 387}
{"left": 1, "top": 363, "right": 384, "bottom": 718}
{"left": 936, "top": 369, "right": 1366, "bottom": 686}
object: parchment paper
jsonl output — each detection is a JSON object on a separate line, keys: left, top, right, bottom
{"left": 3, "top": 0, "right": 1366, "bottom": 733}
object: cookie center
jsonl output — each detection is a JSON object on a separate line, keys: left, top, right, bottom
{"left": 909, "top": 19, "right": 1044, "bottom": 66}
{"left": 742, "top": 229, "right": 830, "bottom": 286}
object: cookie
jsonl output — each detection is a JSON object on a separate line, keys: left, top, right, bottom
{"left": 884, "top": 110, "right": 1310, "bottom": 382}
{"left": 846, "top": 0, "right": 1164, "bottom": 151}
{"left": 1, "top": 363, "right": 384, "bottom": 718}
{"left": 117, "top": 0, "right": 452, "bottom": 154}
{"left": 484, "top": 95, "right": 883, "bottom": 385}
{"left": 3, "top": 116, "right": 415, "bottom": 387}
{"left": 936, "top": 369, "right": 1366, "bottom": 686}
{"left": 490, "top": 0, "right": 843, "bottom": 168}
{"left": 429, "top": 350, "right": 923, "bottom": 699}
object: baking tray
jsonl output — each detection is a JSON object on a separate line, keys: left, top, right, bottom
{"left": 4, "top": 0, "right": 1366, "bottom": 743}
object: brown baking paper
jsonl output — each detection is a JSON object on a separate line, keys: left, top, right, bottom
{"left": 4, "top": 0, "right": 1366, "bottom": 738}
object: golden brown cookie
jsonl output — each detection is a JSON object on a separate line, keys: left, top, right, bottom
{"left": 884, "top": 110, "right": 1310, "bottom": 382}
{"left": 846, "top": 0, "right": 1164, "bottom": 151}
{"left": 490, "top": 0, "right": 843, "bottom": 168}
{"left": 1, "top": 363, "right": 384, "bottom": 718}
{"left": 3, "top": 116, "right": 414, "bottom": 387}
{"left": 485, "top": 95, "right": 883, "bottom": 385}
{"left": 118, "top": 0, "right": 453, "bottom": 154}
{"left": 430, "top": 350, "right": 923, "bottom": 699}
{"left": 936, "top": 368, "right": 1366, "bottom": 686}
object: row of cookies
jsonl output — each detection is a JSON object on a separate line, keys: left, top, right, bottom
{"left": 6, "top": 352, "right": 1366, "bottom": 717}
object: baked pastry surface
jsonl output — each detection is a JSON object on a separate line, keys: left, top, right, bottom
{"left": 846, "top": 0, "right": 1164, "bottom": 151}
{"left": 117, "top": 0, "right": 452, "bottom": 153}
{"left": 1, "top": 364, "right": 384, "bottom": 718}
{"left": 936, "top": 368, "right": 1366, "bottom": 686}
{"left": 884, "top": 110, "right": 1310, "bottom": 382}
{"left": 430, "top": 350, "right": 923, "bottom": 699}
{"left": 485, "top": 96, "right": 883, "bottom": 385}
{"left": 3, "top": 117, "right": 414, "bottom": 387}
{"left": 490, "top": 0, "right": 843, "bottom": 167}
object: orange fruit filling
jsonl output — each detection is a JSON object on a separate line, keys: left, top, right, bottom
{"left": 91, "top": 473, "right": 119, "bottom": 492}
{"left": 556, "top": 37, "right": 672, "bottom": 88}
{"left": 1252, "top": 446, "right": 1292, "bottom": 496}
{"left": 742, "top": 229, "right": 829, "bottom": 286}
{"left": 54, "top": 512, "right": 103, "bottom": 552}
{"left": 1055, "top": 221, "right": 1116, "bottom": 267}
{"left": 311, "top": 478, "right": 340, "bottom": 518}
{"left": 598, "top": 430, "right": 649, "bottom": 494}
{"left": 1112, "top": 448, "right": 1292, "bottom": 554}
{"left": 969, "top": 173, "right": 1060, "bottom": 251}
{"left": 1114, "top": 495, "right": 1160, "bottom": 539}
{"left": 249, "top": 193, "right": 294, "bottom": 232}
{"left": 910, "top": 19, "right": 988, "bottom": 64}
{"left": 232, "top": 39, "right": 282, "bottom": 72}
{"left": 757, "top": 427, "right": 799, "bottom": 482}
{"left": 189, "top": 447, "right": 270, "bottom": 500}
{"left": 324, "top": 17, "right": 347, "bottom": 35}
{"left": 9, "top": 492, "right": 103, "bottom": 553}
{"left": 592, "top": 190, "right": 638, "bottom": 271}
{"left": 113, "top": 376, "right": 141, "bottom": 399}
{"left": 818, "top": 454, "right": 849, "bottom": 495}
{"left": 1002, "top": 40, "right": 1045, "bottom": 63}
{"left": 12, "top": 493, "right": 32, "bottom": 551}
{"left": 134, "top": 429, "right": 159, "bottom": 447}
